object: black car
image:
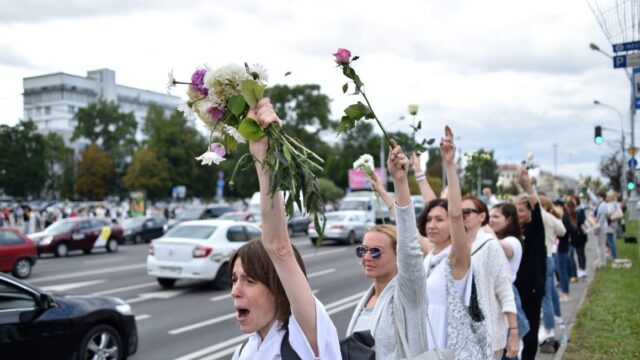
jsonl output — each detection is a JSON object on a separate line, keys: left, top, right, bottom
{"left": 123, "top": 216, "right": 167, "bottom": 244}
{"left": 167, "top": 204, "right": 236, "bottom": 229}
{"left": 0, "top": 273, "right": 137, "bottom": 359}
{"left": 288, "top": 211, "right": 312, "bottom": 236}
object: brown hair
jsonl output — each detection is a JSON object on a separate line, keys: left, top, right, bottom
{"left": 492, "top": 203, "right": 523, "bottom": 244}
{"left": 228, "top": 239, "right": 306, "bottom": 329}
{"left": 462, "top": 195, "right": 489, "bottom": 226}
{"left": 367, "top": 224, "right": 398, "bottom": 253}
{"left": 417, "top": 199, "right": 448, "bottom": 237}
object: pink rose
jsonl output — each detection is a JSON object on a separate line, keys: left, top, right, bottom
{"left": 333, "top": 48, "right": 351, "bottom": 65}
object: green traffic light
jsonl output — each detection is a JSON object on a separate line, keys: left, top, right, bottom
{"left": 628, "top": 182, "right": 636, "bottom": 191}
{"left": 595, "top": 137, "right": 604, "bottom": 145}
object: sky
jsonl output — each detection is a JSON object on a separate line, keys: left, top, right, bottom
{"left": 0, "top": 0, "right": 636, "bottom": 181}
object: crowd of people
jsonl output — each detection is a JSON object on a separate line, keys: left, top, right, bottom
{"left": 226, "top": 97, "right": 623, "bottom": 360}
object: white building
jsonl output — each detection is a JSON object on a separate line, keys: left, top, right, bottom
{"left": 23, "top": 68, "right": 181, "bottom": 147}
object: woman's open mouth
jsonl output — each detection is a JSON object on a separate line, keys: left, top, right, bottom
{"left": 236, "top": 307, "right": 250, "bottom": 322}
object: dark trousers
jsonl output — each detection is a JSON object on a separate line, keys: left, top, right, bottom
{"left": 575, "top": 242, "right": 586, "bottom": 269}
{"left": 520, "top": 290, "right": 544, "bottom": 360}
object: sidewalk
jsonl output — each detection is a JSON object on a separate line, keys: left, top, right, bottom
{"left": 537, "top": 233, "right": 599, "bottom": 360}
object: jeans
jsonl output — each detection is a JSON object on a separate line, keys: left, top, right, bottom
{"left": 542, "top": 255, "right": 561, "bottom": 329}
{"left": 606, "top": 232, "right": 618, "bottom": 259}
{"left": 567, "top": 245, "right": 577, "bottom": 278}
{"left": 513, "top": 285, "right": 530, "bottom": 337}
{"left": 556, "top": 251, "right": 570, "bottom": 294}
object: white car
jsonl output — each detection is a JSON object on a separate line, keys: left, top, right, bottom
{"left": 308, "top": 210, "right": 374, "bottom": 245}
{"left": 147, "top": 220, "right": 261, "bottom": 289}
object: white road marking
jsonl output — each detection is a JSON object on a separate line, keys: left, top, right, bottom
{"left": 173, "top": 290, "right": 367, "bottom": 359}
{"left": 168, "top": 313, "right": 237, "bottom": 335}
{"left": 92, "top": 281, "right": 157, "bottom": 296}
{"left": 300, "top": 247, "right": 347, "bottom": 259}
{"left": 30, "top": 263, "right": 146, "bottom": 284}
{"left": 40, "top": 279, "right": 107, "bottom": 292}
{"left": 83, "top": 257, "right": 126, "bottom": 264}
{"left": 135, "top": 314, "right": 151, "bottom": 321}
{"left": 125, "top": 289, "right": 187, "bottom": 304}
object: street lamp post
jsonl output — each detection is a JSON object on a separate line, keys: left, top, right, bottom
{"left": 594, "top": 99, "right": 626, "bottom": 200}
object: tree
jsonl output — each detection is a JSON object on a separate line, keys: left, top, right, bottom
{"left": 462, "top": 149, "right": 499, "bottom": 195}
{"left": 266, "top": 84, "right": 333, "bottom": 137}
{"left": 42, "top": 132, "right": 75, "bottom": 199}
{"left": 75, "top": 144, "right": 115, "bottom": 200}
{"left": 0, "top": 120, "right": 47, "bottom": 198}
{"left": 599, "top": 150, "right": 622, "bottom": 193}
{"left": 317, "top": 178, "right": 343, "bottom": 204}
{"left": 123, "top": 147, "right": 171, "bottom": 200}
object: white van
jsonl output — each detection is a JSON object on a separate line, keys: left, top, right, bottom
{"left": 340, "top": 191, "right": 394, "bottom": 224}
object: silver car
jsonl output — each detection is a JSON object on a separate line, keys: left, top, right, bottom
{"left": 308, "top": 210, "right": 374, "bottom": 245}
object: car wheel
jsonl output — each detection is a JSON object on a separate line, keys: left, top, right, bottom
{"left": 55, "top": 243, "right": 68, "bottom": 257}
{"left": 134, "top": 234, "right": 143, "bottom": 244}
{"left": 79, "top": 324, "right": 123, "bottom": 360}
{"left": 83, "top": 248, "right": 92, "bottom": 255}
{"left": 106, "top": 238, "right": 119, "bottom": 253}
{"left": 157, "top": 277, "right": 176, "bottom": 289}
{"left": 346, "top": 231, "right": 356, "bottom": 245}
{"left": 212, "top": 263, "right": 231, "bottom": 290}
{"left": 12, "top": 258, "right": 32, "bottom": 279}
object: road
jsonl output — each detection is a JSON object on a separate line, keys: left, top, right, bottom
{"left": 25, "top": 234, "right": 369, "bottom": 360}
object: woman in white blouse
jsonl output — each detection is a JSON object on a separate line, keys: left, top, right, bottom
{"left": 230, "top": 98, "right": 341, "bottom": 359}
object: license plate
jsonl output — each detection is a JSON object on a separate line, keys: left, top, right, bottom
{"left": 160, "top": 266, "right": 181, "bottom": 274}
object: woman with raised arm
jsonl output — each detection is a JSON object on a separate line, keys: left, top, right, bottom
{"left": 416, "top": 126, "right": 492, "bottom": 359}
{"left": 346, "top": 142, "right": 430, "bottom": 358}
{"left": 230, "top": 98, "right": 341, "bottom": 359}
{"left": 513, "top": 167, "right": 547, "bottom": 360}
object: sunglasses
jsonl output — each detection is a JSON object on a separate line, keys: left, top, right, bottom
{"left": 462, "top": 208, "right": 481, "bottom": 217}
{"left": 355, "top": 246, "right": 384, "bottom": 259}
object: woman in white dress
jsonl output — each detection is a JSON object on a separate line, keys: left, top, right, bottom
{"left": 230, "top": 98, "right": 341, "bottom": 359}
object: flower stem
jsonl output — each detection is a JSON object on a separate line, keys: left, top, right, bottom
{"left": 360, "top": 90, "right": 392, "bottom": 147}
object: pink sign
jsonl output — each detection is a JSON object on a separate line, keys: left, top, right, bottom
{"left": 349, "top": 168, "right": 384, "bottom": 190}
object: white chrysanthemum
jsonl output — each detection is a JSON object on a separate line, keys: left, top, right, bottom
{"left": 203, "top": 64, "right": 251, "bottom": 104}
{"left": 353, "top": 159, "right": 364, "bottom": 170}
{"left": 360, "top": 154, "right": 374, "bottom": 168}
{"left": 195, "top": 150, "right": 225, "bottom": 166}
{"left": 176, "top": 101, "right": 192, "bottom": 117}
{"left": 222, "top": 124, "right": 246, "bottom": 144}
{"left": 166, "top": 69, "right": 176, "bottom": 93}
{"left": 248, "top": 63, "right": 269, "bottom": 84}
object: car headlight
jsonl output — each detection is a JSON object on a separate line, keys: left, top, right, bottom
{"left": 40, "top": 235, "right": 53, "bottom": 245}
{"left": 112, "top": 298, "right": 133, "bottom": 315}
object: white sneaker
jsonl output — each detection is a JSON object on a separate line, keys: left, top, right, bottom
{"left": 538, "top": 327, "right": 555, "bottom": 344}
{"left": 578, "top": 269, "right": 587, "bottom": 278}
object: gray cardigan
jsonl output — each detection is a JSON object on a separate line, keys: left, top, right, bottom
{"left": 346, "top": 202, "right": 429, "bottom": 359}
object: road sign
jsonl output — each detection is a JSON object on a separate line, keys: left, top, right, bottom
{"left": 613, "top": 53, "right": 640, "bottom": 68}
{"left": 634, "top": 68, "right": 640, "bottom": 110}
{"left": 629, "top": 157, "right": 638, "bottom": 169}
{"left": 628, "top": 146, "right": 639, "bottom": 156}
{"left": 613, "top": 41, "right": 640, "bottom": 53}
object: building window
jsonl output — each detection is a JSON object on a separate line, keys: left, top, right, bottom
{"left": 68, "top": 105, "right": 75, "bottom": 114}
{"left": 44, "top": 106, "right": 51, "bottom": 115}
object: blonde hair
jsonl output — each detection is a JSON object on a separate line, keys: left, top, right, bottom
{"left": 368, "top": 224, "right": 398, "bottom": 253}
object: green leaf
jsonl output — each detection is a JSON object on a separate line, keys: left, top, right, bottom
{"left": 224, "top": 134, "right": 238, "bottom": 151}
{"left": 240, "top": 80, "right": 266, "bottom": 108}
{"left": 426, "top": 138, "right": 436, "bottom": 145}
{"left": 228, "top": 96, "right": 246, "bottom": 116}
{"left": 344, "top": 102, "right": 371, "bottom": 120}
{"left": 238, "top": 117, "right": 266, "bottom": 141}
{"left": 352, "top": 56, "right": 360, "bottom": 62}
{"left": 342, "top": 83, "right": 348, "bottom": 93}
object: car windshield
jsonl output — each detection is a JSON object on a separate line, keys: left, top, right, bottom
{"left": 219, "top": 213, "right": 244, "bottom": 221}
{"left": 44, "top": 220, "right": 76, "bottom": 233}
{"left": 164, "top": 225, "right": 217, "bottom": 239}
{"left": 123, "top": 217, "right": 146, "bottom": 228}
{"left": 326, "top": 213, "right": 347, "bottom": 222}
{"left": 176, "top": 208, "right": 204, "bottom": 220}
{"left": 341, "top": 200, "right": 367, "bottom": 210}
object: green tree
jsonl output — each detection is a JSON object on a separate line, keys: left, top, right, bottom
{"left": 0, "top": 120, "right": 47, "bottom": 198}
{"left": 317, "top": 178, "right": 343, "bottom": 204}
{"left": 599, "top": 150, "right": 622, "bottom": 193}
{"left": 462, "top": 149, "right": 499, "bottom": 195}
{"left": 123, "top": 147, "right": 171, "bottom": 200}
{"left": 42, "top": 132, "right": 75, "bottom": 199}
{"left": 75, "top": 144, "right": 115, "bottom": 200}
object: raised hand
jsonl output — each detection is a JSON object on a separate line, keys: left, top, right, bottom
{"left": 411, "top": 152, "right": 422, "bottom": 172}
{"left": 388, "top": 139, "right": 410, "bottom": 183}
{"left": 440, "top": 125, "right": 456, "bottom": 166}
{"left": 248, "top": 98, "right": 281, "bottom": 162}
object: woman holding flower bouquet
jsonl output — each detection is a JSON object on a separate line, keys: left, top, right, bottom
{"left": 230, "top": 98, "right": 341, "bottom": 359}
{"left": 346, "top": 142, "right": 431, "bottom": 358}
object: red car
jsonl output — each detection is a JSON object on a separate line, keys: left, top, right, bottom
{"left": 29, "top": 218, "right": 125, "bottom": 257}
{"left": 0, "top": 228, "right": 37, "bottom": 278}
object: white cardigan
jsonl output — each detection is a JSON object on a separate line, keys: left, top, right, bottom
{"left": 472, "top": 231, "right": 517, "bottom": 352}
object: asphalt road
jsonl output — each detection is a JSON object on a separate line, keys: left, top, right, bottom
{"left": 24, "top": 234, "right": 370, "bottom": 360}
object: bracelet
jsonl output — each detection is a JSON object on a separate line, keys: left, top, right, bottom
{"left": 415, "top": 174, "right": 426, "bottom": 182}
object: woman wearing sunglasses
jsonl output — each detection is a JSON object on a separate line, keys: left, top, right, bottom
{"left": 346, "top": 141, "right": 430, "bottom": 358}
{"left": 461, "top": 195, "right": 518, "bottom": 360}
{"left": 230, "top": 98, "right": 341, "bottom": 359}
{"left": 416, "top": 126, "right": 492, "bottom": 358}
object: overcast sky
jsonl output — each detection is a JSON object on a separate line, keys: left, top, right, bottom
{"left": 0, "top": 0, "right": 635, "bottom": 180}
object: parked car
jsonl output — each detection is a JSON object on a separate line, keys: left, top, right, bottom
{"left": 29, "top": 218, "right": 125, "bottom": 257}
{"left": 288, "top": 210, "right": 312, "bottom": 236}
{"left": 0, "top": 228, "right": 37, "bottom": 278}
{"left": 166, "top": 204, "right": 236, "bottom": 229}
{"left": 308, "top": 210, "right": 374, "bottom": 245}
{"left": 147, "top": 219, "right": 261, "bottom": 289}
{"left": 340, "top": 191, "right": 394, "bottom": 224}
{"left": 218, "top": 211, "right": 262, "bottom": 225}
{"left": 0, "top": 273, "right": 137, "bottom": 359}
{"left": 123, "top": 216, "right": 167, "bottom": 244}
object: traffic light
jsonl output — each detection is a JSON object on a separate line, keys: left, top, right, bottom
{"left": 594, "top": 126, "right": 603, "bottom": 144}
{"left": 627, "top": 172, "right": 636, "bottom": 191}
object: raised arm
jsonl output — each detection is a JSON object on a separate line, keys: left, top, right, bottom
{"left": 411, "top": 152, "right": 437, "bottom": 203}
{"left": 369, "top": 171, "right": 396, "bottom": 218}
{"left": 250, "top": 98, "right": 319, "bottom": 354}
{"left": 441, "top": 126, "right": 470, "bottom": 280}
